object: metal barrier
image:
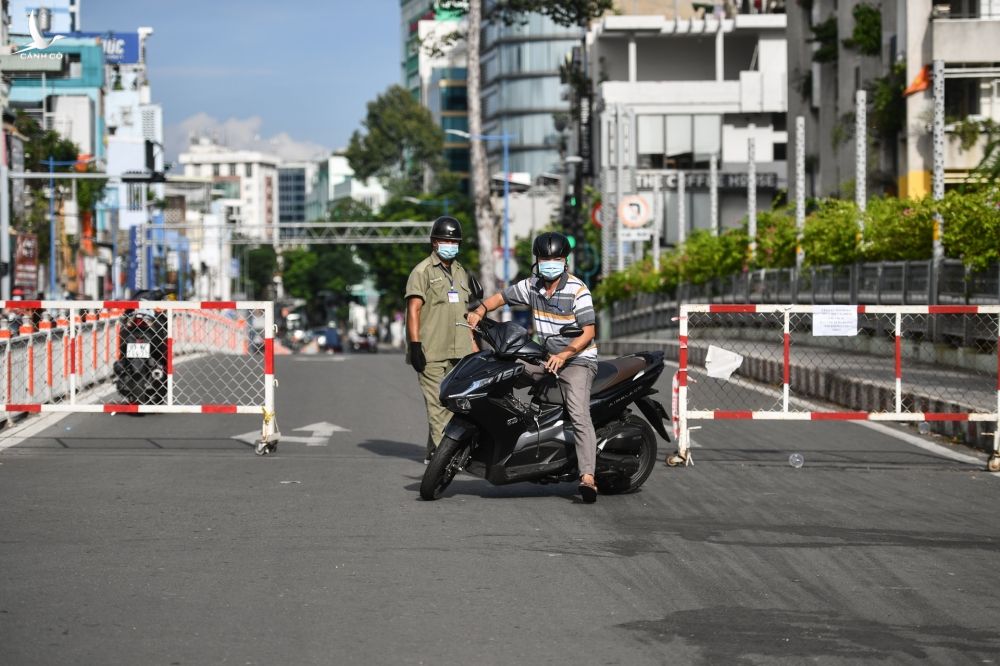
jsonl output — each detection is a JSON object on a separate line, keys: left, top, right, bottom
{"left": 609, "top": 260, "right": 1000, "bottom": 340}
{"left": 0, "top": 300, "right": 279, "bottom": 454}
{"left": 675, "top": 304, "right": 1000, "bottom": 472}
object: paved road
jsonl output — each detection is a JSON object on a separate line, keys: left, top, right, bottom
{"left": 1, "top": 349, "right": 999, "bottom": 665}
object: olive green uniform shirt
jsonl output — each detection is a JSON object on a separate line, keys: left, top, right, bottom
{"left": 404, "top": 253, "right": 474, "bottom": 363}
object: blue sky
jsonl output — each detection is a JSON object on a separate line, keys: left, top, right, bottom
{"left": 83, "top": 0, "right": 402, "bottom": 160}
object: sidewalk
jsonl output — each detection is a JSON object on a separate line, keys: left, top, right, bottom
{"left": 604, "top": 335, "right": 998, "bottom": 451}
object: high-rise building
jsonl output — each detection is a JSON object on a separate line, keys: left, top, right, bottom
{"left": 786, "top": 0, "right": 1000, "bottom": 199}
{"left": 401, "top": 1, "right": 469, "bottom": 182}
{"left": 481, "top": 1, "right": 581, "bottom": 180}
{"left": 8, "top": 0, "right": 80, "bottom": 34}
{"left": 278, "top": 162, "right": 318, "bottom": 223}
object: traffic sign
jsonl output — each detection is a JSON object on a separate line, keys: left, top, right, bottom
{"left": 591, "top": 202, "right": 602, "bottom": 229}
{"left": 618, "top": 195, "right": 652, "bottom": 228}
{"left": 493, "top": 248, "right": 519, "bottom": 283}
{"left": 619, "top": 228, "right": 654, "bottom": 241}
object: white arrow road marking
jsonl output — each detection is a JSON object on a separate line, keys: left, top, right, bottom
{"left": 231, "top": 421, "right": 350, "bottom": 447}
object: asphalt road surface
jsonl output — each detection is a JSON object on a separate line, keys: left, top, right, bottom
{"left": 1, "top": 349, "right": 999, "bottom": 665}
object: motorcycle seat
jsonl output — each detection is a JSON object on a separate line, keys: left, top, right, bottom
{"left": 592, "top": 356, "right": 648, "bottom": 395}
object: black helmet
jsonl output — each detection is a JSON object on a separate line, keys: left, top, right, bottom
{"left": 430, "top": 216, "right": 462, "bottom": 242}
{"left": 532, "top": 232, "right": 571, "bottom": 259}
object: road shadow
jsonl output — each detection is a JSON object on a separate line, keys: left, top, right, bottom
{"left": 357, "top": 438, "right": 426, "bottom": 463}
{"left": 10, "top": 435, "right": 252, "bottom": 452}
{"left": 618, "top": 606, "right": 1000, "bottom": 663}
{"left": 404, "top": 477, "right": 594, "bottom": 504}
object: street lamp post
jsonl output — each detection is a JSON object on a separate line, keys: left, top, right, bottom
{"left": 446, "top": 129, "right": 515, "bottom": 289}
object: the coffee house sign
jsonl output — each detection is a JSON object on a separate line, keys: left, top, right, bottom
{"left": 635, "top": 171, "right": 779, "bottom": 191}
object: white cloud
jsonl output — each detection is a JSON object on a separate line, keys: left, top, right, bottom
{"left": 164, "top": 113, "right": 330, "bottom": 165}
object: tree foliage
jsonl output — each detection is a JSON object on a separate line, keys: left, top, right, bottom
{"left": 344, "top": 85, "right": 444, "bottom": 192}
{"left": 488, "top": 0, "right": 615, "bottom": 27}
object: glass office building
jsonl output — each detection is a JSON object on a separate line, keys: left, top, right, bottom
{"left": 481, "top": 4, "right": 581, "bottom": 179}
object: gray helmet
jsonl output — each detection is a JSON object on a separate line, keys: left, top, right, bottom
{"left": 430, "top": 216, "right": 462, "bottom": 242}
{"left": 532, "top": 231, "right": 571, "bottom": 259}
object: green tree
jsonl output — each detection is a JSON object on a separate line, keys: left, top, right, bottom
{"left": 861, "top": 196, "right": 934, "bottom": 261}
{"left": 344, "top": 85, "right": 444, "bottom": 193}
{"left": 12, "top": 111, "right": 106, "bottom": 264}
{"left": 489, "top": 0, "right": 615, "bottom": 26}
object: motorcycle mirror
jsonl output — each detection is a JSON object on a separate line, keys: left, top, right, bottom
{"left": 559, "top": 324, "right": 584, "bottom": 338}
{"left": 468, "top": 274, "right": 484, "bottom": 301}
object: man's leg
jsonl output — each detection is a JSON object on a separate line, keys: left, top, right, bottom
{"left": 559, "top": 364, "right": 598, "bottom": 477}
{"left": 418, "top": 359, "right": 455, "bottom": 459}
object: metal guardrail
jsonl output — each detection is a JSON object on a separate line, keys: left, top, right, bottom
{"left": 608, "top": 260, "right": 1000, "bottom": 342}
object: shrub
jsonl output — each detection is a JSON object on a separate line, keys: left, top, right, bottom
{"left": 753, "top": 209, "right": 797, "bottom": 269}
{"left": 940, "top": 188, "right": 1000, "bottom": 272}
{"left": 801, "top": 199, "right": 861, "bottom": 266}
{"left": 861, "top": 196, "right": 934, "bottom": 261}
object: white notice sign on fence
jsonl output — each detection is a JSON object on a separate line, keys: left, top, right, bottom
{"left": 812, "top": 305, "right": 858, "bottom": 337}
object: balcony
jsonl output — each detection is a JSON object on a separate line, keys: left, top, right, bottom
{"left": 933, "top": 14, "right": 1000, "bottom": 63}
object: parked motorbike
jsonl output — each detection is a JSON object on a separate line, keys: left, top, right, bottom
{"left": 419, "top": 314, "right": 672, "bottom": 501}
{"left": 112, "top": 290, "right": 168, "bottom": 405}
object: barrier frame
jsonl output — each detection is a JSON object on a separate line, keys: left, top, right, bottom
{"left": 676, "top": 304, "right": 1000, "bottom": 472}
{"left": 0, "top": 299, "right": 278, "bottom": 454}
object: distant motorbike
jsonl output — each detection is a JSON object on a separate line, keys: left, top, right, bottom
{"left": 112, "top": 291, "right": 168, "bottom": 405}
{"left": 419, "top": 315, "right": 671, "bottom": 501}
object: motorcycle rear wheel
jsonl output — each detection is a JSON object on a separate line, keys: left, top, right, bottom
{"left": 420, "top": 436, "right": 470, "bottom": 501}
{"left": 598, "top": 415, "right": 657, "bottom": 495}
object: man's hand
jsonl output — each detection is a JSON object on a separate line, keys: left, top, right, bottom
{"left": 409, "top": 341, "right": 426, "bottom": 373}
{"left": 466, "top": 309, "right": 483, "bottom": 330}
{"left": 544, "top": 351, "right": 571, "bottom": 375}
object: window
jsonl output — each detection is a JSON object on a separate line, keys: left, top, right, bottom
{"left": 945, "top": 78, "right": 983, "bottom": 120}
{"left": 229, "top": 163, "right": 237, "bottom": 177}
{"left": 637, "top": 115, "right": 721, "bottom": 170}
{"left": 245, "top": 163, "right": 253, "bottom": 178}
{"left": 212, "top": 164, "right": 220, "bottom": 177}
{"left": 774, "top": 142, "right": 787, "bottom": 161}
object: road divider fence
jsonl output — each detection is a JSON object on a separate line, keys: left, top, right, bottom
{"left": 0, "top": 300, "right": 277, "bottom": 453}
{"left": 612, "top": 304, "right": 1000, "bottom": 471}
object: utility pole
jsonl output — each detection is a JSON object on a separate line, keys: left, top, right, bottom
{"left": 747, "top": 134, "right": 757, "bottom": 264}
{"left": 795, "top": 115, "right": 805, "bottom": 270}
{"left": 931, "top": 59, "right": 945, "bottom": 304}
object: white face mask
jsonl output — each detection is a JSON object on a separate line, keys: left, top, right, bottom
{"left": 538, "top": 260, "right": 565, "bottom": 280}
{"left": 436, "top": 243, "right": 459, "bottom": 260}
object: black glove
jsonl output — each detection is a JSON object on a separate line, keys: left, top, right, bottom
{"left": 409, "top": 341, "right": 426, "bottom": 373}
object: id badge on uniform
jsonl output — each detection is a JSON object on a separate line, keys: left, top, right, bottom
{"left": 447, "top": 289, "right": 460, "bottom": 304}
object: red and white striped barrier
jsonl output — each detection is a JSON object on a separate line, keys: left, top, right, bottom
{"left": 676, "top": 304, "right": 1000, "bottom": 471}
{"left": 0, "top": 300, "right": 277, "bottom": 450}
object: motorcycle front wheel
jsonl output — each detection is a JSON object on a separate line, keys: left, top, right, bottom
{"left": 420, "top": 436, "right": 470, "bottom": 501}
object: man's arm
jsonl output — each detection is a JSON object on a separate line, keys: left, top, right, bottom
{"left": 406, "top": 296, "right": 422, "bottom": 342}
{"left": 465, "top": 292, "right": 505, "bottom": 329}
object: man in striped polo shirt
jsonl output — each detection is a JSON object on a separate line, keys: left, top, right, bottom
{"left": 466, "top": 232, "right": 600, "bottom": 503}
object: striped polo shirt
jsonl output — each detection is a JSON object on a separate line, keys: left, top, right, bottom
{"left": 502, "top": 271, "right": 598, "bottom": 367}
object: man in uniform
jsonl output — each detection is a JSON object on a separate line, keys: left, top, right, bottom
{"left": 405, "top": 216, "right": 475, "bottom": 464}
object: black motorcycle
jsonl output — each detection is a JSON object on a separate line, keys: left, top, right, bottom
{"left": 419, "top": 316, "right": 672, "bottom": 501}
{"left": 112, "top": 291, "right": 168, "bottom": 405}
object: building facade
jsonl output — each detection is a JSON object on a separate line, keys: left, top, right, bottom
{"left": 481, "top": 2, "right": 581, "bottom": 180}
{"left": 786, "top": 0, "right": 1000, "bottom": 199}
{"left": 278, "top": 162, "right": 319, "bottom": 223}
{"left": 589, "top": 7, "right": 788, "bottom": 263}
{"left": 179, "top": 138, "right": 280, "bottom": 240}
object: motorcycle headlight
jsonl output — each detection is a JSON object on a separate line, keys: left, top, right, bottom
{"left": 317, "top": 335, "right": 326, "bottom": 347}
{"left": 450, "top": 398, "right": 472, "bottom": 413}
